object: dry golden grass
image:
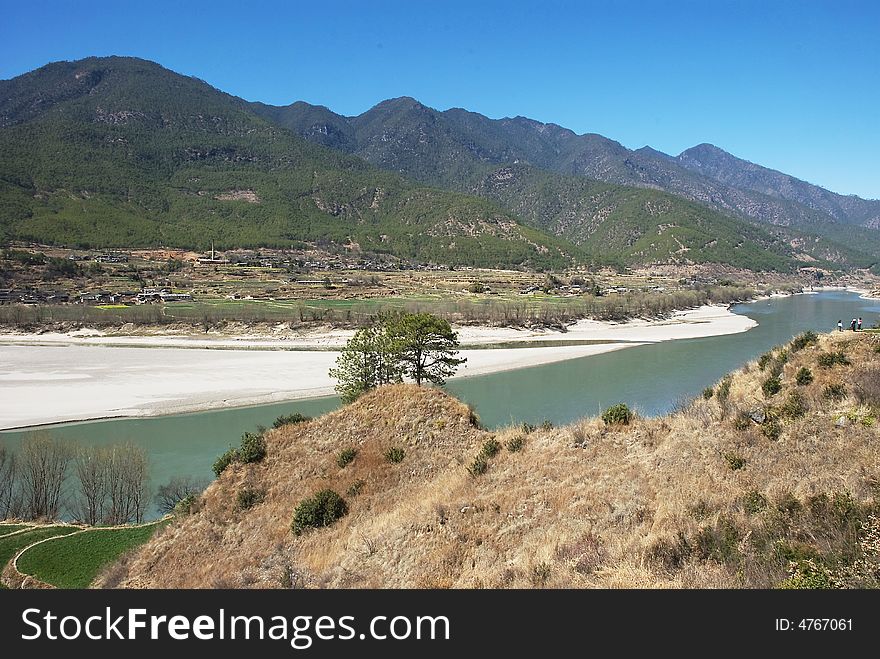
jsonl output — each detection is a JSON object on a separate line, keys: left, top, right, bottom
{"left": 105, "top": 332, "right": 880, "bottom": 589}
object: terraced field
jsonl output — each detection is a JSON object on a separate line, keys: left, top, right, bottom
{"left": 16, "top": 523, "right": 168, "bottom": 589}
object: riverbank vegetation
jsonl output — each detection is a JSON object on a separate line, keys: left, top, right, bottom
{"left": 0, "top": 284, "right": 759, "bottom": 333}
{"left": 102, "top": 330, "right": 880, "bottom": 589}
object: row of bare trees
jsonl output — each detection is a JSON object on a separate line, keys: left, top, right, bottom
{"left": 0, "top": 434, "right": 149, "bottom": 524}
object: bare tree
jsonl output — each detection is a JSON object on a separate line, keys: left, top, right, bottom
{"left": 20, "top": 433, "right": 73, "bottom": 520}
{"left": 106, "top": 443, "right": 149, "bottom": 524}
{"left": 0, "top": 446, "right": 21, "bottom": 519}
{"left": 154, "top": 476, "right": 207, "bottom": 514}
{"left": 73, "top": 446, "right": 111, "bottom": 525}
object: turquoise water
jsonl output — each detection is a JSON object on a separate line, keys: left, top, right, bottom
{"left": 2, "top": 290, "right": 877, "bottom": 518}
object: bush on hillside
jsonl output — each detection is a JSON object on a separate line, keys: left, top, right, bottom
{"left": 762, "top": 376, "right": 782, "bottom": 398}
{"left": 239, "top": 431, "right": 267, "bottom": 464}
{"left": 762, "top": 418, "right": 782, "bottom": 440}
{"left": 790, "top": 331, "right": 818, "bottom": 352}
{"left": 481, "top": 439, "right": 501, "bottom": 459}
{"left": 336, "top": 447, "right": 357, "bottom": 468}
{"left": 346, "top": 479, "right": 366, "bottom": 498}
{"left": 291, "top": 489, "right": 348, "bottom": 535}
{"left": 212, "top": 448, "right": 238, "bottom": 477}
{"left": 468, "top": 455, "right": 488, "bottom": 477}
{"left": 795, "top": 367, "right": 814, "bottom": 386}
{"left": 779, "top": 391, "right": 808, "bottom": 418}
{"left": 385, "top": 447, "right": 405, "bottom": 464}
{"left": 602, "top": 403, "right": 633, "bottom": 426}
{"left": 273, "top": 413, "right": 311, "bottom": 428}
{"left": 702, "top": 387, "right": 714, "bottom": 400}
{"left": 236, "top": 487, "right": 265, "bottom": 511}
{"left": 716, "top": 377, "right": 732, "bottom": 403}
{"left": 506, "top": 435, "right": 525, "bottom": 452}
{"left": 823, "top": 383, "right": 846, "bottom": 401}
{"left": 818, "top": 351, "right": 850, "bottom": 368}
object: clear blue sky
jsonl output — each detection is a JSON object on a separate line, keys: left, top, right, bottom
{"left": 2, "top": 0, "right": 878, "bottom": 199}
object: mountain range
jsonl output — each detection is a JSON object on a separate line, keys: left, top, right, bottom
{"left": 1, "top": 56, "right": 878, "bottom": 272}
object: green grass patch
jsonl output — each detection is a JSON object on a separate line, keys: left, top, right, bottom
{"left": 0, "top": 526, "right": 80, "bottom": 569}
{"left": 0, "top": 524, "right": 31, "bottom": 537}
{"left": 16, "top": 523, "right": 167, "bottom": 589}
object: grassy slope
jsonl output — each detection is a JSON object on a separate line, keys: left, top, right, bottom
{"left": 471, "top": 165, "right": 802, "bottom": 271}
{"left": 108, "top": 331, "right": 880, "bottom": 589}
{"left": 16, "top": 523, "right": 166, "bottom": 588}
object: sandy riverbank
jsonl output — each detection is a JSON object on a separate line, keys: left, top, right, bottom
{"left": 0, "top": 305, "right": 755, "bottom": 430}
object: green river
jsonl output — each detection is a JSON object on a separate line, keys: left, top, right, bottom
{"left": 2, "top": 290, "right": 877, "bottom": 518}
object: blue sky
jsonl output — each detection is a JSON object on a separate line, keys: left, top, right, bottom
{"left": 2, "top": 0, "right": 878, "bottom": 198}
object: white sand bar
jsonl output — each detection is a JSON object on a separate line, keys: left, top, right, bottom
{"left": 0, "top": 305, "right": 755, "bottom": 430}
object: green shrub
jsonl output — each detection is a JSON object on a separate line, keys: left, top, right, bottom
{"left": 702, "top": 387, "right": 714, "bottom": 400}
{"left": 765, "top": 350, "right": 788, "bottom": 378}
{"left": 762, "top": 418, "right": 782, "bottom": 440}
{"left": 337, "top": 447, "right": 357, "bottom": 468}
{"left": 212, "top": 447, "right": 238, "bottom": 477}
{"left": 468, "top": 455, "right": 488, "bottom": 477}
{"left": 778, "top": 560, "right": 837, "bottom": 589}
{"left": 239, "top": 431, "right": 267, "bottom": 464}
{"left": 291, "top": 490, "right": 348, "bottom": 535}
{"left": 795, "top": 367, "right": 814, "bottom": 386}
{"left": 273, "top": 413, "right": 311, "bottom": 428}
{"left": 385, "top": 447, "right": 405, "bottom": 463}
{"left": 743, "top": 491, "right": 768, "bottom": 514}
{"left": 236, "top": 487, "right": 265, "bottom": 511}
{"left": 791, "top": 330, "right": 819, "bottom": 352}
{"left": 506, "top": 435, "right": 525, "bottom": 452}
{"left": 601, "top": 403, "right": 633, "bottom": 426}
{"left": 693, "top": 516, "right": 741, "bottom": 563}
{"left": 346, "top": 479, "right": 366, "bottom": 497}
{"left": 521, "top": 422, "right": 536, "bottom": 434}
{"left": 758, "top": 352, "right": 773, "bottom": 370}
{"left": 779, "top": 391, "right": 808, "bottom": 418}
{"left": 540, "top": 419, "right": 554, "bottom": 430}
{"left": 716, "top": 377, "right": 732, "bottom": 402}
{"left": 468, "top": 281, "right": 486, "bottom": 294}
{"left": 818, "top": 351, "right": 850, "bottom": 368}
{"left": 762, "top": 376, "right": 782, "bottom": 398}
{"left": 724, "top": 454, "right": 746, "bottom": 471}
{"left": 823, "top": 383, "right": 846, "bottom": 401}
{"left": 790, "top": 331, "right": 818, "bottom": 352}
{"left": 732, "top": 410, "right": 753, "bottom": 431}
{"left": 481, "top": 439, "right": 501, "bottom": 459}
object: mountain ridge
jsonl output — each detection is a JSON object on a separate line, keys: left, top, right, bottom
{"left": 0, "top": 56, "right": 873, "bottom": 272}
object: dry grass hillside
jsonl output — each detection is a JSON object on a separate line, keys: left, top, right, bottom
{"left": 104, "top": 331, "right": 880, "bottom": 589}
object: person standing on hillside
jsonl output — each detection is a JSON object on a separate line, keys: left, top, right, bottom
{"left": 857, "top": 317, "right": 863, "bottom": 331}
{"left": 838, "top": 319, "right": 843, "bottom": 332}
{"left": 851, "top": 318, "right": 858, "bottom": 331}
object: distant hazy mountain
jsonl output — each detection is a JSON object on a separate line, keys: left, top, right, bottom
{"left": 252, "top": 96, "right": 879, "bottom": 270}
{"left": 676, "top": 143, "right": 880, "bottom": 228}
